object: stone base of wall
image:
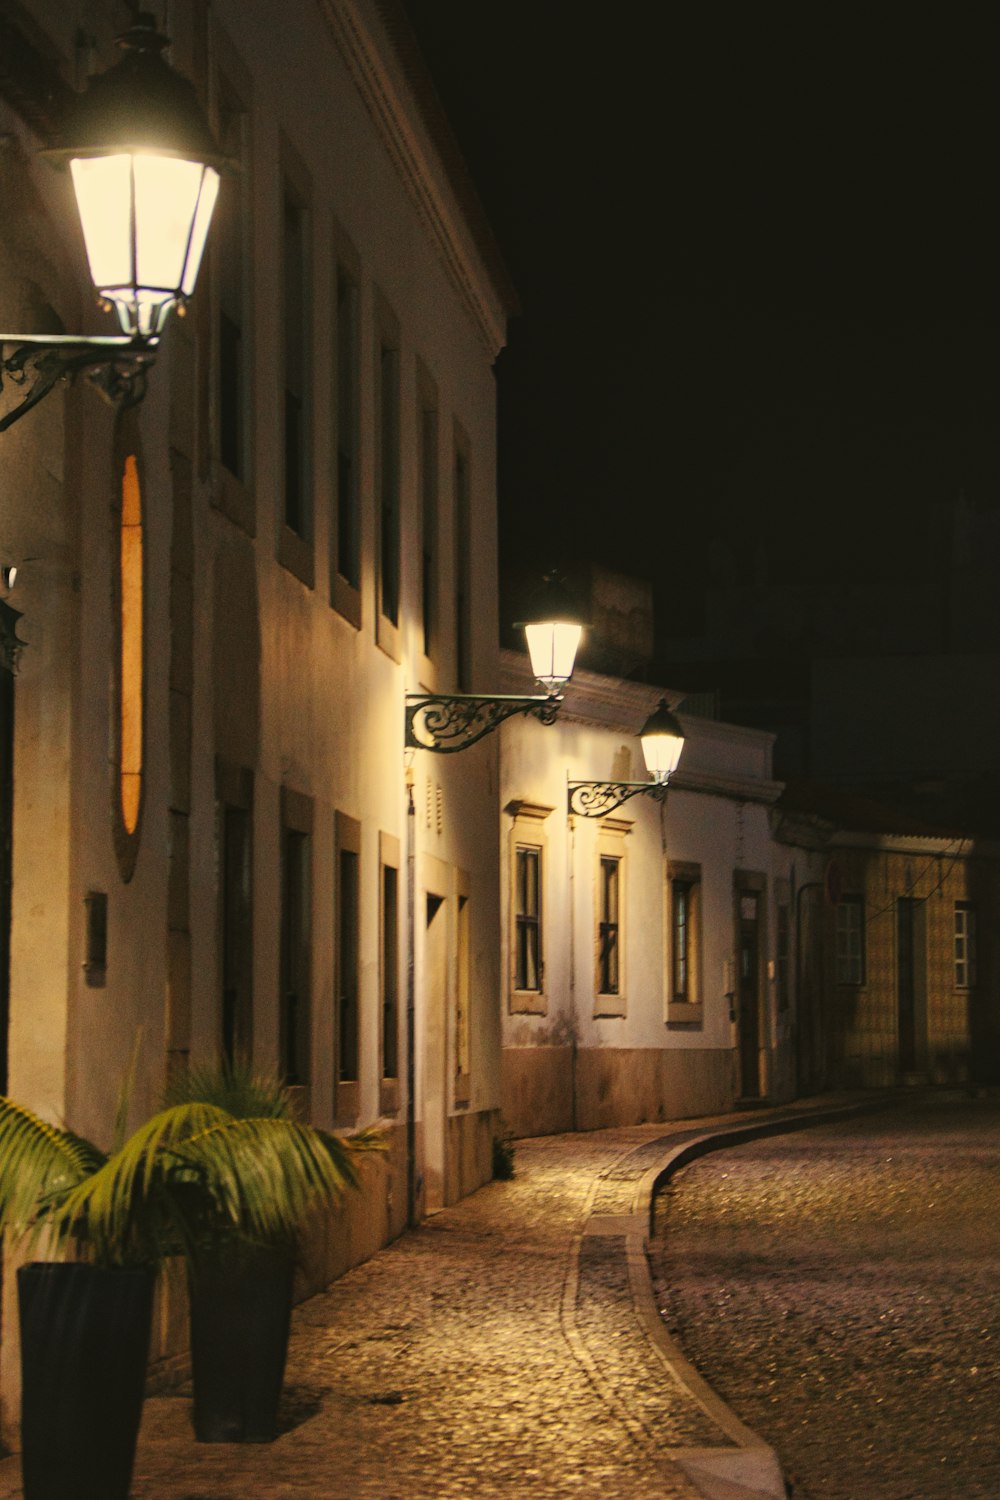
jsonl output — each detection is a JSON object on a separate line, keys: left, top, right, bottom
{"left": 502, "top": 1045, "right": 738, "bottom": 1138}
{"left": 446, "top": 1106, "right": 500, "bottom": 1207}
{"left": 501, "top": 1046, "right": 575, "bottom": 1139}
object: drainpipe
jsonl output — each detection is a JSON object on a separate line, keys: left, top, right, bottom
{"left": 568, "top": 802, "right": 577, "bottom": 1132}
{"left": 405, "top": 755, "right": 417, "bottom": 1225}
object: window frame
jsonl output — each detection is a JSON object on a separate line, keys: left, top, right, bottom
{"left": 667, "top": 859, "right": 703, "bottom": 1025}
{"left": 334, "top": 810, "right": 361, "bottom": 1124}
{"left": 374, "top": 288, "right": 401, "bottom": 659}
{"left": 835, "top": 894, "right": 866, "bottom": 987}
{"left": 330, "top": 219, "right": 362, "bottom": 627}
{"left": 594, "top": 819, "right": 630, "bottom": 1016}
{"left": 954, "top": 900, "right": 978, "bottom": 990}
{"left": 276, "top": 141, "right": 314, "bottom": 586}
{"left": 506, "top": 801, "right": 552, "bottom": 1015}
{"left": 280, "top": 787, "right": 313, "bottom": 1106}
{"left": 379, "top": 830, "right": 401, "bottom": 1115}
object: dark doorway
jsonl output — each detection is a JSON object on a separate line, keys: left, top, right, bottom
{"left": 738, "top": 890, "right": 761, "bottom": 1098}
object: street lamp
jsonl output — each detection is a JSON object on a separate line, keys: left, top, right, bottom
{"left": 568, "top": 698, "right": 685, "bottom": 816}
{"left": 0, "top": 13, "right": 223, "bottom": 432}
{"left": 405, "top": 571, "right": 584, "bottom": 752}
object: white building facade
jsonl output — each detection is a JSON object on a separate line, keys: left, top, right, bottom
{"left": 499, "top": 653, "right": 794, "bottom": 1137}
{"left": 0, "top": 0, "right": 510, "bottom": 1429}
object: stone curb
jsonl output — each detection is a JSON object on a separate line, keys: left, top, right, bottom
{"left": 589, "top": 1095, "right": 897, "bottom": 1500}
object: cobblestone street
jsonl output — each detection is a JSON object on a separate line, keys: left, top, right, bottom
{"left": 2, "top": 1115, "right": 767, "bottom": 1500}
{"left": 650, "top": 1093, "right": 1000, "bottom": 1500}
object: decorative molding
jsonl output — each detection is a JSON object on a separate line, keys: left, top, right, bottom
{"left": 316, "top": 0, "right": 509, "bottom": 358}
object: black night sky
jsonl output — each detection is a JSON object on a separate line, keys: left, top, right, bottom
{"left": 404, "top": 3, "right": 1000, "bottom": 659}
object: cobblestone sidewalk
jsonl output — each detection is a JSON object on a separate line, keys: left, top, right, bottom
{"left": 0, "top": 1100, "right": 865, "bottom": 1499}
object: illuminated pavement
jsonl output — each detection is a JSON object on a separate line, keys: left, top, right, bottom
{"left": 0, "top": 1095, "right": 874, "bottom": 1499}
{"left": 651, "top": 1094, "right": 1000, "bottom": 1500}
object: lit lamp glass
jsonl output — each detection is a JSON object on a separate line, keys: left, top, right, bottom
{"left": 639, "top": 699, "right": 685, "bottom": 783}
{"left": 71, "top": 153, "right": 218, "bottom": 337}
{"left": 44, "top": 13, "right": 224, "bottom": 338}
{"left": 524, "top": 619, "right": 583, "bottom": 693}
{"left": 518, "top": 571, "right": 585, "bottom": 692}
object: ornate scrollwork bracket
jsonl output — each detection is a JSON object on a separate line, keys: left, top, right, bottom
{"left": 0, "top": 333, "right": 158, "bottom": 433}
{"left": 405, "top": 692, "right": 562, "bottom": 753}
{"left": 567, "top": 779, "right": 669, "bottom": 818}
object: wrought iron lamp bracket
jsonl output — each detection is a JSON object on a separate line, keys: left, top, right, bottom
{"left": 567, "top": 779, "right": 669, "bottom": 818}
{"left": 405, "top": 691, "right": 562, "bottom": 753}
{"left": 0, "top": 333, "right": 159, "bottom": 433}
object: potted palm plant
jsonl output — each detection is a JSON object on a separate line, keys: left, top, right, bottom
{"left": 161, "top": 1061, "right": 385, "bottom": 1443}
{"left": 0, "top": 1093, "right": 227, "bottom": 1500}
{"left": 0, "top": 1076, "right": 382, "bottom": 1491}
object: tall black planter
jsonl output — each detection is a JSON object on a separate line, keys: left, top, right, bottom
{"left": 17, "top": 1261, "right": 155, "bottom": 1500}
{"left": 188, "top": 1248, "right": 294, "bottom": 1442}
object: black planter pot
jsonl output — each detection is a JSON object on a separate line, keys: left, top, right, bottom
{"left": 188, "top": 1248, "right": 294, "bottom": 1442}
{"left": 17, "top": 1261, "right": 155, "bottom": 1500}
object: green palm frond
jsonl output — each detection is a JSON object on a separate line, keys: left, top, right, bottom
{"left": 171, "top": 1115, "right": 372, "bottom": 1249}
{"left": 163, "top": 1059, "right": 291, "bottom": 1119}
{"left": 48, "top": 1102, "right": 235, "bottom": 1266}
{"left": 0, "top": 1097, "right": 105, "bottom": 1238}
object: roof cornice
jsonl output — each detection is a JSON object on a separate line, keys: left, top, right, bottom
{"left": 316, "top": 0, "right": 513, "bottom": 358}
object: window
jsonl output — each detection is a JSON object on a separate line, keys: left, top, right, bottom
{"left": 594, "top": 820, "right": 629, "bottom": 1014}
{"left": 599, "top": 857, "right": 621, "bottom": 995}
{"left": 507, "top": 801, "right": 551, "bottom": 1014}
{"left": 454, "top": 433, "right": 471, "bottom": 691}
{"left": 281, "top": 173, "right": 310, "bottom": 543}
{"left": 280, "top": 791, "right": 312, "bottom": 1092}
{"left": 835, "top": 895, "right": 865, "bottom": 986}
{"left": 218, "top": 766, "right": 253, "bottom": 1065}
{"left": 331, "top": 237, "right": 361, "bottom": 621}
{"left": 119, "top": 453, "right": 144, "bottom": 840}
{"left": 669, "top": 863, "right": 702, "bottom": 1014}
{"left": 375, "top": 293, "right": 400, "bottom": 644}
{"left": 418, "top": 366, "right": 439, "bottom": 665}
{"left": 671, "top": 864, "right": 704, "bottom": 1026}
{"left": 215, "top": 72, "right": 250, "bottom": 484}
{"left": 113, "top": 419, "right": 146, "bottom": 883}
{"left": 515, "top": 847, "right": 541, "bottom": 991}
{"left": 380, "top": 831, "right": 400, "bottom": 1114}
{"left": 335, "top": 812, "right": 361, "bottom": 1119}
{"left": 955, "top": 902, "right": 978, "bottom": 989}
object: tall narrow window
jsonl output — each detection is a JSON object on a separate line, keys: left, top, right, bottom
{"left": 378, "top": 340, "right": 400, "bottom": 627}
{"left": 335, "top": 811, "right": 361, "bottom": 1119}
{"left": 955, "top": 902, "right": 978, "bottom": 988}
{"left": 515, "top": 847, "right": 541, "bottom": 992}
{"left": 835, "top": 895, "right": 865, "bottom": 986}
{"left": 338, "top": 848, "right": 359, "bottom": 1082}
{"left": 420, "top": 396, "right": 438, "bottom": 661}
{"left": 598, "top": 855, "right": 621, "bottom": 996}
{"left": 667, "top": 861, "right": 702, "bottom": 1021}
{"left": 216, "top": 75, "right": 249, "bottom": 481}
{"left": 282, "top": 181, "right": 309, "bottom": 538}
{"left": 335, "top": 265, "right": 360, "bottom": 591}
{"left": 508, "top": 801, "right": 551, "bottom": 1015}
{"left": 672, "top": 879, "right": 692, "bottom": 1001}
{"left": 454, "top": 439, "right": 471, "bottom": 691}
{"left": 220, "top": 801, "right": 252, "bottom": 1064}
{"left": 280, "top": 824, "right": 310, "bottom": 1087}
{"left": 381, "top": 857, "right": 399, "bottom": 1082}
{"left": 120, "top": 453, "right": 144, "bottom": 838}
